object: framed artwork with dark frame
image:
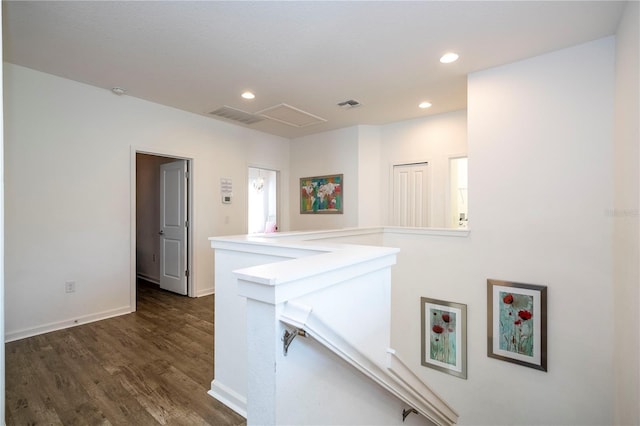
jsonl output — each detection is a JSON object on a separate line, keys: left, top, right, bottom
{"left": 300, "top": 174, "right": 343, "bottom": 214}
{"left": 487, "top": 279, "right": 548, "bottom": 371}
{"left": 421, "top": 297, "right": 467, "bottom": 379}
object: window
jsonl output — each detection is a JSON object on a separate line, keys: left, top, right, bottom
{"left": 449, "top": 157, "right": 468, "bottom": 229}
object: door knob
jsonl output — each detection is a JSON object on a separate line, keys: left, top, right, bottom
{"left": 159, "top": 230, "right": 164, "bottom": 235}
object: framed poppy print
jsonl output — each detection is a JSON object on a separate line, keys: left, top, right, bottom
{"left": 421, "top": 297, "right": 467, "bottom": 379}
{"left": 487, "top": 279, "right": 548, "bottom": 371}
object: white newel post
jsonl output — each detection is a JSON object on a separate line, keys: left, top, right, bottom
{"left": 208, "top": 236, "right": 328, "bottom": 417}
{"left": 244, "top": 298, "right": 283, "bottom": 425}
{"left": 233, "top": 246, "right": 399, "bottom": 425}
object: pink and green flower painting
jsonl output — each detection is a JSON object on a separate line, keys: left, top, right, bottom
{"left": 499, "top": 291, "right": 534, "bottom": 356}
{"left": 429, "top": 308, "right": 457, "bottom": 366}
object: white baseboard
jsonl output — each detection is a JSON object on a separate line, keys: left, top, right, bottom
{"left": 5, "top": 305, "right": 132, "bottom": 343}
{"left": 138, "top": 274, "right": 212, "bottom": 297}
{"left": 136, "top": 273, "right": 160, "bottom": 285}
{"left": 197, "top": 287, "right": 215, "bottom": 297}
{"left": 208, "top": 380, "right": 247, "bottom": 418}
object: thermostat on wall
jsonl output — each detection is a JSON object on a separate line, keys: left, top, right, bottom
{"left": 221, "top": 178, "right": 232, "bottom": 204}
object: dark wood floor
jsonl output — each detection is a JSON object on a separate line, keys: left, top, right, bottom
{"left": 5, "top": 280, "right": 246, "bottom": 426}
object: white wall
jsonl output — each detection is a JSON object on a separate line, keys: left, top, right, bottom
{"left": 380, "top": 110, "right": 468, "bottom": 228}
{"left": 358, "top": 125, "right": 383, "bottom": 227}
{"left": 3, "top": 63, "right": 290, "bottom": 340}
{"left": 290, "top": 126, "right": 360, "bottom": 230}
{"left": 613, "top": 2, "right": 640, "bottom": 424}
{"left": 289, "top": 114, "right": 467, "bottom": 231}
{"left": 387, "top": 38, "right": 615, "bottom": 425}
{"left": 448, "top": 37, "right": 611, "bottom": 424}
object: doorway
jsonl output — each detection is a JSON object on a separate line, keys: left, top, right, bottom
{"left": 392, "top": 162, "right": 429, "bottom": 227}
{"left": 248, "top": 167, "right": 278, "bottom": 234}
{"left": 449, "top": 156, "right": 468, "bottom": 229}
{"left": 135, "top": 152, "right": 192, "bottom": 305}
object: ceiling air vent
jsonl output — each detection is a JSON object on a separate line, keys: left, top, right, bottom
{"left": 337, "top": 99, "right": 361, "bottom": 109}
{"left": 257, "top": 103, "right": 327, "bottom": 128}
{"left": 209, "top": 106, "right": 264, "bottom": 125}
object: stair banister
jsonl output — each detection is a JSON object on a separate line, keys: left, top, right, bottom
{"left": 233, "top": 241, "right": 457, "bottom": 425}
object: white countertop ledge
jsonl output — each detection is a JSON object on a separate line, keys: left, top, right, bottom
{"left": 233, "top": 244, "right": 399, "bottom": 286}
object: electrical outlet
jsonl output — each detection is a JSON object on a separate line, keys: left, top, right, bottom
{"left": 65, "top": 281, "right": 76, "bottom": 293}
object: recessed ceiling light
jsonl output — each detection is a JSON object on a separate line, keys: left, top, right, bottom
{"left": 440, "top": 52, "right": 459, "bottom": 64}
{"left": 419, "top": 101, "right": 432, "bottom": 109}
{"left": 241, "top": 91, "right": 255, "bottom": 100}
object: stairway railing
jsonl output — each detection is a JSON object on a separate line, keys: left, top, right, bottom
{"left": 210, "top": 230, "right": 461, "bottom": 425}
{"left": 280, "top": 300, "right": 459, "bottom": 426}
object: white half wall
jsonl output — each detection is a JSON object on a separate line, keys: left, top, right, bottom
{"left": 3, "top": 63, "right": 290, "bottom": 340}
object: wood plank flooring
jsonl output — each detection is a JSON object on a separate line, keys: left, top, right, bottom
{"left": 5, "top": 280, "right": 246, "bottom": 426}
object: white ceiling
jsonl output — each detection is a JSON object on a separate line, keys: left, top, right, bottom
{"left": 2, "top": 1, "right": 627, "bottom": 139}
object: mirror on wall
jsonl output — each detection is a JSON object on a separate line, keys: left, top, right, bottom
{"left": 449, "top": 157, "right": 468, "bottom": 229}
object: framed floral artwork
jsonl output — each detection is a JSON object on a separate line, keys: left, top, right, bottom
{"left": 300, "top": 174, "right": 343, "bottom": 214}
{"left": 487, "top": 279, "right": 547, "bottom": 371}
{"left": 421, "top": 297, "right": 467, "bottom": 379}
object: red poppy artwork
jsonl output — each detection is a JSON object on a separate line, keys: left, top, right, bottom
{"left": 421, "top": 297, "right": 467, "bottom": 379}
{"left": 429, "top": 310, "right": 456, "bottom": 363}
{"left": 499, "top": 292, "right": 534, "bottom": 356}
{"left": 487, "top": 279, "right": 548, "bottom": 372}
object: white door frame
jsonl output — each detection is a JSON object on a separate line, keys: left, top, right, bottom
{"left": 130, "top": 146, "right": 195, "bottom": 311}
{"left": 446, "top": 153, "right": 469, "bottom": 229}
